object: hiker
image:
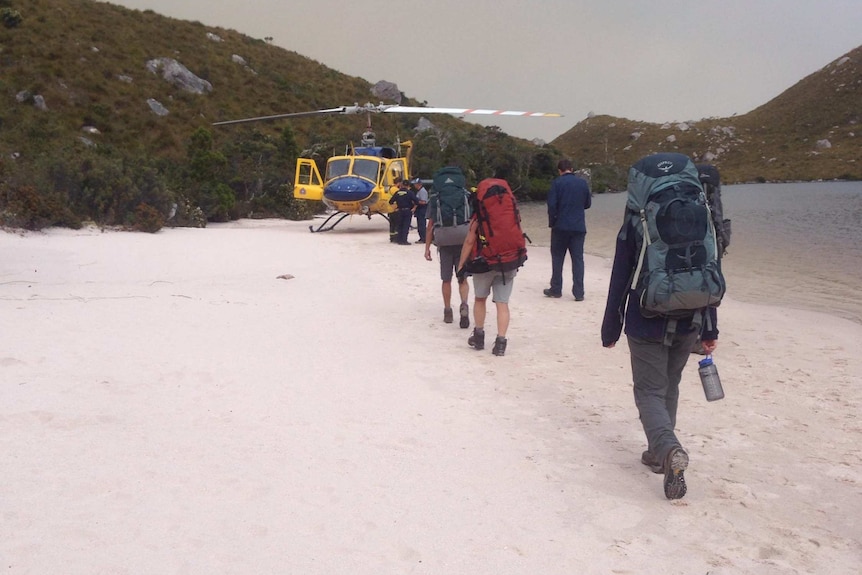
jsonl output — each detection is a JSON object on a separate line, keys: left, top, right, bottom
{"left": 457, "top": 177, "right": 528, "bottom": 357}
{"left": 601, "top": 152, "right": 724, "bottom": 501}
{"left": 544, "top": 158, "right": 591, "bottom": 301}
{"left": 388, "top": 178, "right": 417, "bottom": 245}
{"left": 411, "top": 177, "right": 429, "bottom": 244}
{"left": 424, "top": 166, "right": 471, "bottom": 327}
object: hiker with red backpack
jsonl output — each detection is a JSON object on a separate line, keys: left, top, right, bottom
{"left": 456, "top": 177, "right": 529, "bottom": 356}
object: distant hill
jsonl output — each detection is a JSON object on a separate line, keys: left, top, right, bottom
{"left": 551, "top": 45, "right": 862, "bottom": 185}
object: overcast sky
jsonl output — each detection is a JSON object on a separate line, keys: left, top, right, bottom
{"left": 104, "top": 0, "right": 862, "bottom": 141}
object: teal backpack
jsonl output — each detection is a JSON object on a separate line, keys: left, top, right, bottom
{"left": 429, "top": 166, "right": 471, "bottom": 246}
{"left": 623, "top": 153, "right": 726, "bottom": 319}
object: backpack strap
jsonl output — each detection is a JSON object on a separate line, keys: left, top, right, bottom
{"left": 462, "top": 188, "right": 470, "bottom": 224}
{"left": 663, "top": 318, "right": 677, "bottom": 347}
{"left": 703, "top": 192, "right": 720, "bottom": 259}
{"left": 630, "top": 209, "right": 650, "bottom": 291}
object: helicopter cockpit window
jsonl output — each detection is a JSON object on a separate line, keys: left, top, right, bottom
{"left": 388, "top": 160, "right": 405, "bottom": 185}
{"left": 352, "top": 158, "right": 382, "bottom": 182}
{"left": 325, "top": 159, "right": 350, "bottom": 180}
{"left": 297, "top": 162, "right": 320, "bottom": 186}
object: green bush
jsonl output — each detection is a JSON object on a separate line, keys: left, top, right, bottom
{"left": 132, "top": 202, "right": 164, "bottom": 233}
{"left": 1, "top": 7, "right": 22, "bottom": 28}
{"left": 0, "top": 184, "right": 80, "bottom": 230}
{"left": 169, "top": 196, "right": 207, "bottom": 228}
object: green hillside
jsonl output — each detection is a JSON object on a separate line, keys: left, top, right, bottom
{"left": 0, "top": 0, "right": 558, "bottom": 230}
{"left": 2, "top": 0, "right": 859, "bottom": 231}
{"left": 552, "top": 45, "right": 862, "bottom": 187}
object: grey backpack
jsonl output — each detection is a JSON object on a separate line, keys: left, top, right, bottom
{"left": 623, "top": 153, "right": 726, "bottom": 318}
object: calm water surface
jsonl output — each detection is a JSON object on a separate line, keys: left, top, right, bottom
{"left": 519, "top": 181, "right": 862, "bottom": 324}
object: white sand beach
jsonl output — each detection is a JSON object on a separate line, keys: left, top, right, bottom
{"left": 2, "top": 216, "right": 860, "bottom": 574}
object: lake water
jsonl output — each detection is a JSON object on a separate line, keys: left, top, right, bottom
{"left": 518, "top": 181, "right": 862, "bottom": 324}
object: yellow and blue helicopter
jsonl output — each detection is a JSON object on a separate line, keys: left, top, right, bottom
{"left": 214, "top": 102, "right": 561, "bottom": 232}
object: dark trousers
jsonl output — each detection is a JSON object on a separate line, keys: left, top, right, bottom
{"left": 414, "top": 205, "right": 427, "bottom": 241}
{"left": 397, "top": 208, "right": 412, "bottom": 244}
{"left": 389, "top": 209, "right": 402, "bottom": 242}
{"left": 550, "top": 229, "right": 586, "bottom": 298}
{"left": 628, "top": 330, "right": 698, "bottom": 462}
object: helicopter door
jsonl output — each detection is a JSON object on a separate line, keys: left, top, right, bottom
{"left": 294, "top": 159, "right": 324, "bottom": 201}
{"left": 384, "top": 159, "right": 407, "bottom": 188}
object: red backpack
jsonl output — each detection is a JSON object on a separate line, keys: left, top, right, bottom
{"left": 468, "top": 178, "right": 529, "bottom": 272}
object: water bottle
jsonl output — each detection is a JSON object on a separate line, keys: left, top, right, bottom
{"left": 698, "top": 355, "right": 725, "bottom": 401}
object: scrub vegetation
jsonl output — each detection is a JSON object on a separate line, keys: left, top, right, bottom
{"left": 1, "top": 0, "right": 859, "bottom": 231}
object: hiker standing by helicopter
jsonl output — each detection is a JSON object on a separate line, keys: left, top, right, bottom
{"left": 389, "top": 178, "right": 418, "bottom": 245}
{"left": 388, "top": 177, "right": 408, "bottom": 243}
{"left": 411, "top": 177, "right": 429, "bottom": 244}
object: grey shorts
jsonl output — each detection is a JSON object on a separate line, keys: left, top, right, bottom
{"left": 438, "top": 245, "right": 462, "bottom": 282}
{"left": 472, "top": 269, "right": 518, "bottom": 303}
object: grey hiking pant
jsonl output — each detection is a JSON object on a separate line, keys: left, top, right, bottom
{"left": 627, "top": 330, "right": 699, "bottom": 463}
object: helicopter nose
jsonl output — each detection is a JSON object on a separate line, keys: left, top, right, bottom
{"left": 324, "top": 176, "right": 375, "bottom": 202}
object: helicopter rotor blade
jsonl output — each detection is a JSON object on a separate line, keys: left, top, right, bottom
{"left": 381, "top": 105, "right": 562, "bottom": 118}
{"left": 213, "top": 102, "right": 562, "bottom": 126}
{"left": 212, "top": 106, "right": 356, "bottom": 126}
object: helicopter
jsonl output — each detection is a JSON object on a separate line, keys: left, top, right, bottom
{"left": 213, "top": 102, "right": 561, "bottom": 232}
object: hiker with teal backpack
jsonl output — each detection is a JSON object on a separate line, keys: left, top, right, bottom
{"left": 424, "top": 165, "right": 472, "bottom": 327}
{"left": 601, "top": 152, "right": 726, "bottom": 500}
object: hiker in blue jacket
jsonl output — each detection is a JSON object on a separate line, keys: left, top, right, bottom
{"left": 544, "top": 159, "right": 591, "bottom": 301}
{"left": 601, "top": 216, "right": 719, "bottom": 501}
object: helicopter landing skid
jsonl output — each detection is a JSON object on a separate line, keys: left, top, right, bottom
{"left": 309, "top": 211, "right": 391, "bottom": 233}
{"left": 309, "top": 211, "right": 351, "bottom": 233}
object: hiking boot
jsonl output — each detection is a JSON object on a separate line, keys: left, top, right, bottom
{"left": 468, "top": 328, "right": 485, "bottom": 350}
{"left": 491, "top": 336, "right": 507, "bottom": 356}
{"left": 543, "top": 288, "right": 562, "bottom": 298}
{"left": 640, "top": 450, "right": 664, "bottom": 474}
{"left": 663, "top": 447, "right": 689, "bottom": 500}
{"left": 459, "top": 303, "right": 470, "bottom": 329}
{"left": 443, "top": 307, "right": 453, "bottom": 323}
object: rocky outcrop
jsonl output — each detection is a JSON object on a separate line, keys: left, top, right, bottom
{"left": 145, "top": 57, "right": 212, "bottom": 95}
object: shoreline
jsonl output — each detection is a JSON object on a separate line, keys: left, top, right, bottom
{"left": 516, "top": 191, "right": 862, "bottom": 326}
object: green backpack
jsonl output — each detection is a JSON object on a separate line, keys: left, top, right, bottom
{"left": 623, "top": 153, "right": 726, "bottom": 318}
{"left": 429, "top": 166, "right": 471, "bottom": 246}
